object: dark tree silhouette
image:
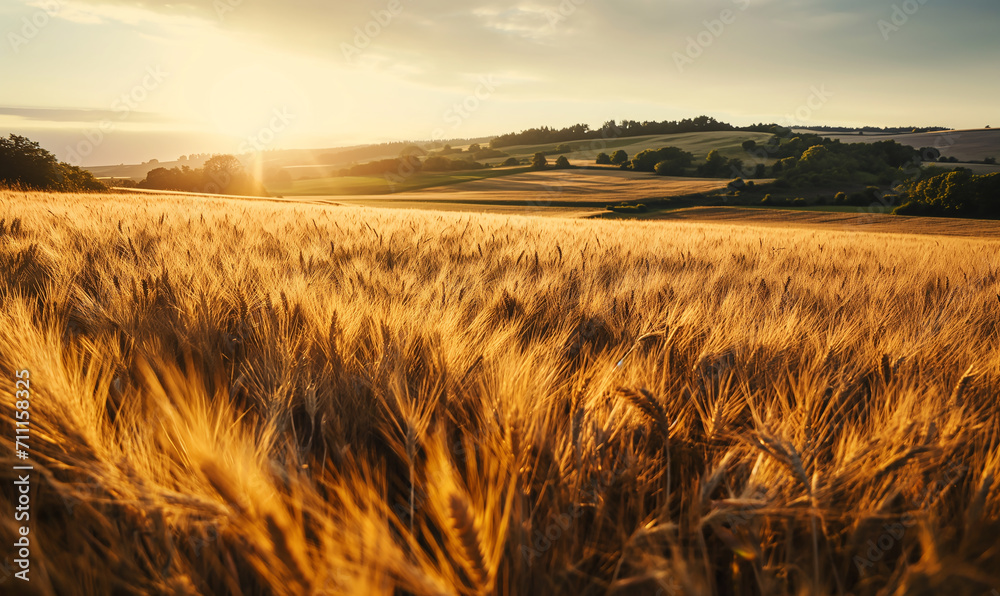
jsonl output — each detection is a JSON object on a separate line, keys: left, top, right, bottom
{"left": 0, "top": 134, "right": 61, "bottom": 189}
{"left": 596, "top": 153, "right": 612, "bottom": 165}
{"left": 610, "top": 150, "right": 628, "bottom": 165}
{"left": 0, "top": 134, "right": 104, "bottom": 191}
{"left": 698, "top": 150, "right": 727, "bottom": 177}
{"left": 531, "top": 153, "right": 548, "bottom": 170}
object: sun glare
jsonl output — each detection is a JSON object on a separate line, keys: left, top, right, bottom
{"left": 207, "top": 65, "right": 310, "bottom": 144}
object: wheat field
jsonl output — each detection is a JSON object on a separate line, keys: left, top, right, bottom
{"left": 1, "top": 189, "right": 999, "bottom": 595}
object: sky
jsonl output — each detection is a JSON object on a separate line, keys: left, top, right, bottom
{"left": 1, "top": 0, "right": 998, "bottom": 166}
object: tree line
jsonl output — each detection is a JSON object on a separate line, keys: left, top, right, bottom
{"left": 489, "top": 116, "right": 736, "bottom": 149}
{"left": 595, "top": 147, "right": 764, "bottom": 179}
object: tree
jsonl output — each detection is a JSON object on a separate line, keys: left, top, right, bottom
{"left": 0, "top": 134, "right": 60, "bottom": 189}
{"left": 554, "top": 155, "right": 571, "bottom": 169}
{"left": 754, "top": 163, "right": 767, "bottom": 178}
{"left": 0, "top": 134, "right": 104, "bottom": 191}
{"left": 502, "top": 157, "right": 519, "bottom": 167}
{"left": 654, "top": 160, "right": 678, "bottom": 176}
{"left": 742, "top": 140, "right": 757, "bottom": 152}
{"left": 697, "top": 150, "right": 727, "bottom": 177}
{"left": 467, "top": 143, "right": 482, "bottom": 153}
{"left": 422, "top": 156, "right": 453, "bottom": 171}
{"left": 610, "top": 150, "right": 628, "bottom": 165}
{"left": 919, "top": 147, "right": 941, "bottom": 162}
{"left": 203, "top": 154, "right": 243, "bottom": 178}
{"left": 531, "top": 153, "right": 548, "bottom": 170}
{"left": 633, "top": 147, "right": 694, "bottom": 174}
{"left": 596, "top": 153, "right": 612, "bottom": 165}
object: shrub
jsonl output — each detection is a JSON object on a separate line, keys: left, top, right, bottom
{"left": 596, "top": 153, "right": 612, "bottom": 165}
{"left": 531, "top": 153, "right": 548, "bottom": 170}
{"left": 554, "top": 156, "right": 571, "bottom": 169}
{"left": 634, "top": 147, "right": 694, "bottom": 174}
{"left": 610, "top": 150, "right": 629, "bottom": 165}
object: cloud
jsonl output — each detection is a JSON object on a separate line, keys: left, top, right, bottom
{"left": 0, "top": 106, "right": 169, "bottom": 124}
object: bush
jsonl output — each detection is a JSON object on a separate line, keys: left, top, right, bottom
{"left": 596, "top": 153, "right": 612, "bottom": 165}
{"left": 792, "top": 198, "right": 807, "bottom": 207}
{"left": 754, "top": 164, "right": 767, "bottom": 179}
{"left": 742, "top": 140, "right": 757, "bottom": 152}
{"left": 610, "top": 150, "right": 628, "bottom": 165}
{"left": 502, "top": 157, "right": 520, "bottom": 167}
{"left": 531, "top": 153, "right": 548, "bottom": 170}
{"left": 653, "top": 161, "right": 674, "bottom": 176}
{"left": 919, "top": 147, "right": 941, "bottom": 162}
{"left": 834, "top": 192, "right": 846, "bottom": 205}
{"left": 554, "top": 156, "right": 571, "bottom": 169}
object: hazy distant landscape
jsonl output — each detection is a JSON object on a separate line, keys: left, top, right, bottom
{"left": 4, "top": 1, "right": 1000, "bottom": 595}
